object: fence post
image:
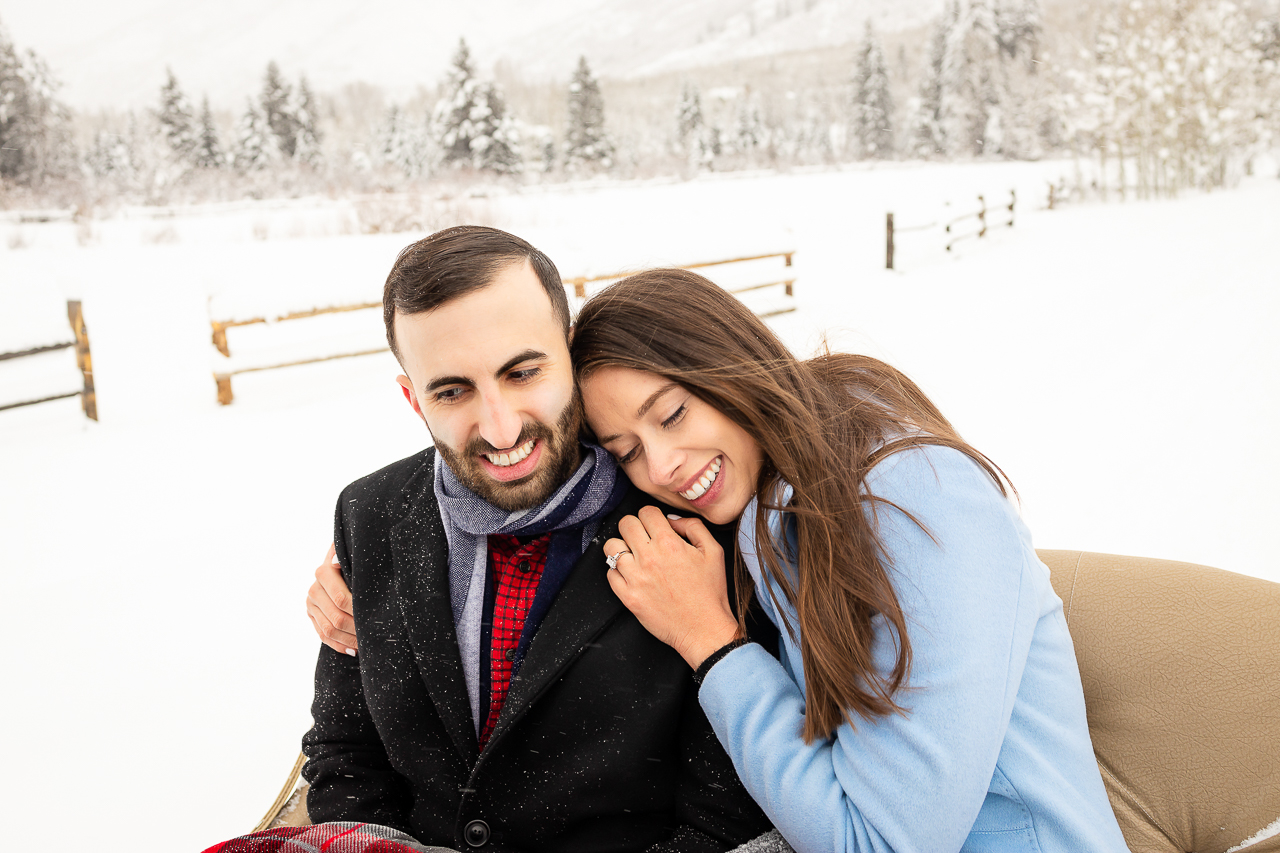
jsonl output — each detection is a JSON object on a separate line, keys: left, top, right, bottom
{"left": 977, "top": 195, "right": 987, "bottom": 238}
{"left": 1048, "top": 182, "right": 1056, "bottom": 211}
{"left": 66, "top": 300, "right": 98, "bottom": 421}
{"left": 1008, "top": 189, "right": 1016, "bottom": 227}
{"left": 886, "top": 212, "right": 895, "bottom": 270}
{"left": 216, "top": 374, "right": 234, "bottom": 406}
{"left": 211, "top": 321, "right": 231, "bottom": 357}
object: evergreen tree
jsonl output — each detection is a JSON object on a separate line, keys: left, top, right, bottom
{"left": 292, "top": 75, "right": 322, "bottom": 165}
{"left": 378, "top": 104, "right": 429, "bottom": 177}
{"left": 733, "top": 97, "right": 765, "bottom": 154}
{"left": 908, "top": 16, "right": 949, "bottom": 157}
{"left": 675, "top": 82, "right": 704, "bottom": 147}
{"left": 157, "top": 67, "right": 197, "bottom": 162}
{"left": 432, "top": 39, "right": 521, "bottom": 173}
{"left": 85, "top": 129, "right": 134, "bottom": 179}
{"left": 995, "top": 0, "right": 1041, "bottom": 67}
{"left": 232, "top": 98, "right": 276, "bottom": 172}
{"left": 851, "top": 21, "right": 895, "bottom": 158}
{"left": 194, "top": 96, "right": 223, "bottom": 169}
{"left": 260, "top": 61, "right": 297, "bottom": 158}
{"left": 0, "top": 21, "right": 75, "bottom": 185}
{"left": 564, "top": 56, "right": 613, "bottom": 170}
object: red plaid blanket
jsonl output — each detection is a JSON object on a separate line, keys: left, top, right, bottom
{"left": 202, "top": 822, "right": 449, "bottom": 853}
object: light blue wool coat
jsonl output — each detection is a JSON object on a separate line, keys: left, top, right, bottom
{"left": 700, "top": 446, "right": 1129, "bottom": 853}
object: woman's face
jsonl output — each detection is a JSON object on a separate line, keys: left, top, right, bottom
{"left": 582, "top": 366, "right": 764, "bottom": 526}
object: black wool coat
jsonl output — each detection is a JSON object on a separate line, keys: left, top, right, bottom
{"left": 302, "top": 448, "right": 775, "bottom": 853}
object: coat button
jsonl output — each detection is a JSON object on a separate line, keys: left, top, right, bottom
{"left": 517, "top": 560, "right": 531, "bottom": 573}
{"left": 464, "top": 819, "right": 490, "bottom": 847}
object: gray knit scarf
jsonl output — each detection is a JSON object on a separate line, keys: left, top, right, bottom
{"left": 434, "top": 442, "right": 623, "bottom": 732}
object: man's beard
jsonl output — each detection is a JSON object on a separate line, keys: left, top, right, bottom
{"left": 433, "top": 391, "right": 584, "bottom": 512}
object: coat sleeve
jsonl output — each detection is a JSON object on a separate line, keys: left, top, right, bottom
{"left": 300, "top": 498, "right": 415, "bottom": 834}
{"left": 642, "top": 663, "right": 776, "bottom": 853}
{"left": 641, "top": 552, "right": 777, "bottom": 853}
{"left": 697, "top": 446, "right": 1049, "bottom": 853}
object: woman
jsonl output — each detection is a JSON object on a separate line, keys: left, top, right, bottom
{"left": 568, "top": 269, "right": 1127, "bottom": 853}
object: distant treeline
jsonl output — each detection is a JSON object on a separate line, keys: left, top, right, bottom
{"left": 2, "top": 0, "right": 1278, "bottom": 212}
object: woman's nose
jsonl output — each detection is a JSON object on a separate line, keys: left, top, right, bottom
{"left": 647, "top": 444, "right": 683, "bottom": 488}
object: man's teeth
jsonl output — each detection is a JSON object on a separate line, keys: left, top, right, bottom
{"left": 486, "top": 439, "right": 536, "bottom": 467}
{"left": 681, "top": 457, "right": 722, "bottom": 501}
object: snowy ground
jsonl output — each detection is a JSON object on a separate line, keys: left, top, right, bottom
{"left": 2, "top": 160, "right": 1277, "bottom": 851}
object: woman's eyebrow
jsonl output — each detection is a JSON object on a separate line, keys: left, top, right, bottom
{"left": 598, "top": 383, "right": 680, "bottom": 445}
{"left": 636, "top": 383, "right": 679, "bottom": 419}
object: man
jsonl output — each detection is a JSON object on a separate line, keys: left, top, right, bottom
{"left": 299, "top": 226, "right": 772, "bottom": 852}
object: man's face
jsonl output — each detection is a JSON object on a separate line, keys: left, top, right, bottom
{"left": 395, "top": 260, "right": 582, "bottom": 511}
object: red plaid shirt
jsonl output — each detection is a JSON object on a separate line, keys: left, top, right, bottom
{"left": 480, "top": 532, "right": 551, "bottom": 747}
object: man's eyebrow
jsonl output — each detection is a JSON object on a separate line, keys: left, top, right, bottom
{"left": 495, "top": 349, "right": 548, "bottom": 378}
{"left": 424, "top": 350, "right": 549, "bottom": 394}
{"left": 598, "top": 383, "right": 679, "bottom": 445}
{"left": 425, "top": 375, "right": 473, "bottom": 393}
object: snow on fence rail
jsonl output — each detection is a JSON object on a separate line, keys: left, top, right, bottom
{"left": 210, "top": 251, "right": 798, "bottom": 405}
{"left": 885, "top": 191, "right": 1018, "bottom": 270}
{"left": 0, "top": 301, "right": 97, "bottom": 420}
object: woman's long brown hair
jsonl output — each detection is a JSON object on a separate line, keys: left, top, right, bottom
{"left": 571, "top": 269, "right": 1010, "bottom": 743}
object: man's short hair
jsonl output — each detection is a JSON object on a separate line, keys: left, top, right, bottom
{"left": 383, "top": 225, "right": 570, "bottom": 362}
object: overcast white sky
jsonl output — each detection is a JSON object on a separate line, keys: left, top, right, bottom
{"left": 0, "top": 0, "right": 934, "bottom": 111}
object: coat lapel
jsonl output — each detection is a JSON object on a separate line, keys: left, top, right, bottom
{"left": 484, "top": 496, "right": 637, "bottom": 749}
{"left": 390, "top": 453, "right": 478, "bottom": 763}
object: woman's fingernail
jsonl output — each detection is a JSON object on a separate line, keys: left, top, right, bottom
{"left": 331, "top": 555, "right": 340, "bottom": 566}
{"left": 667, "top": 514, "right": 682, "bottom": 520}
{"left": 345, "top": 648, "right": 357, "bottom": 657}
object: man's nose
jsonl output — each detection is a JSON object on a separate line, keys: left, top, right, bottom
{"left": 477, "top": 388, "right": 524, "bottom": 451}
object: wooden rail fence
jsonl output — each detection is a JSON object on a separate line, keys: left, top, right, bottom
{"left": 0, "top": 300, "right": 97, "bottom": 420}
{"left": 211, "top": 251, "right": 798, "bottom": 405}
{"left": 562, "top": 251, "right": 796, "bottom": 300}
{"left": 885, "top": 191, "right": 1017, "bottom": 270}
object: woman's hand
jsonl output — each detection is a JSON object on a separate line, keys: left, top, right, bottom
{"left": 307, "top": 543, "right": 358, "bottom": 656}
{"left": 604, "top": 506, "right": 741, "bottom": 670}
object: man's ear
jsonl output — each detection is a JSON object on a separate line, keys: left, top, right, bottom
{"left": 396, "top": 375, "right": 425, "bottom": 421}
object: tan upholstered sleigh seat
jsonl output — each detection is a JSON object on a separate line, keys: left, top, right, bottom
{"left": 256, "top": 551, "right": 1280, "bottom": 853}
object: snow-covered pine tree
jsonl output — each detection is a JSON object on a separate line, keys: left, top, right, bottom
{"left": 435, "top": 39, "right": 478, "bottom": 165}
{"left": 260, "top": 61, "right": 297, "bottom": 159}
{"left": 564, "top": 56, "right": 614, "bottom": 171}
{"left": 733, "top": 96, "right": 765, "bottom": 155}
{"left": 470, "top": 82, "right": 522, "bottom": 173}
{"left": 85, "top": 129, "right": 134, "bottom": 180}
{"left": 851, "top": 21, "right": 895, "bottom": 158}
{"left": 928, "top": 0, "right": 1047, "bottom": 159}
{"left": 938, "top": 0, "right": 1002, "bottom": 158}
{"left": 293, "top": 75, "right": 322, "bottom": 166}
{"left": 908, "top": 16, "right": 949, "bottom": 157}
{"left": 675, "top": 82, "right": 704, "bottom": 148}
{"left": 0, "top": 20, "right": 75, "bottom": 186}
{"left": 432, "top": 39, "right": 521, "bottom": 173}
{"left": 378, "top": 104, "right": 430, "bottom": 177}
{"left": 194, "top": 96, "right": 223, "bottom": 168}
{"left": 232, "top": 98, "right": 277, "bottom": 172}
{"left": 157, "top": 67, "right": 198, "bottom": 163}
{"left": 995, "top": 0, "right": 1040, "bottom": 66}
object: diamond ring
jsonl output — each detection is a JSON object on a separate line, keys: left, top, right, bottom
{"left": 605, "top": 550, "right": 631, "bottom": 570}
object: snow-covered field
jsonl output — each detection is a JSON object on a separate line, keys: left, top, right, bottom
{"left": 2, "top": 160, "right": 1277, "bottom": 851}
